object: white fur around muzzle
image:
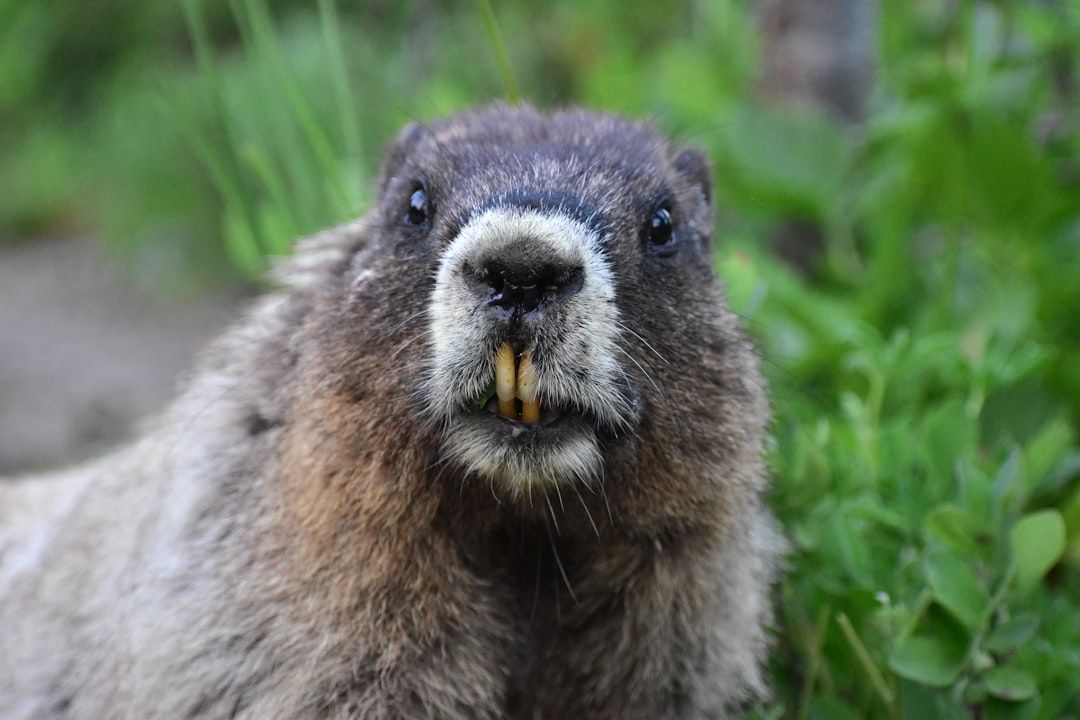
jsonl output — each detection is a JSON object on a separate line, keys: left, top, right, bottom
{"left": 427, "top": 207, "right": 634, "bottom": 491}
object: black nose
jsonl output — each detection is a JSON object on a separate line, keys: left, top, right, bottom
{"left": 474, "top": 259, "right": 584, "bottom": 317}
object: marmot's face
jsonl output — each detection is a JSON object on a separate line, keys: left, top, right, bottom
{"left": 373, "top": 108, "right": 717, "bottom": 496}
{"left": 428, "top": 200, "right": 629, "bottom": 490}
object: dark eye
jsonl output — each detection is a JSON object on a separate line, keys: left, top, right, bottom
{"left": 405, "top": 187, "right": 429, "bottom": 227}
{"left": 647, "top": 207, "right": 675, "bottom": 250}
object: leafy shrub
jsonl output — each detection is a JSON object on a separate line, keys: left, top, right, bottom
{"left": 719, "top": 3, "right": 1080, "bottom": 716}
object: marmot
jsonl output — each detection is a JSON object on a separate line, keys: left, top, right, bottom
{"left": 0, "top": 105, "right": 782, "bottom": 719}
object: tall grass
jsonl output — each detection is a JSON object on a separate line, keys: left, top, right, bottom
{"left": 179, "top": 0, "right": 368, "bottom": 275}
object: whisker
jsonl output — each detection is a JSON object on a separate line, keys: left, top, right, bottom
{"left": 597, "top": 465, "right": 614, "bottom": 524}
{"left": 543, "top": 490, "right": 561, "bottom": 535}
{"left": 545, "top": 516, "right": 579, "bottom": 605}
{"left": 386, "top": 331, "right": 426, "bottom": 362}
{"left": 615, "top": 343, "right": 664, "bottom": 400}
{"left": 571, "top": 481, "right": 600, "bottom": 538}
{"left": 528, "top": 535, "right": 543, "bottom": 631}
{"left": 615, "top": 319, "right": 669, "bottom": 365}
{"left": 552, "top": 479, "right": 566, "bottom": 513}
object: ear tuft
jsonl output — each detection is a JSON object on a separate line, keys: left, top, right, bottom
{"left": 674, "top": 147, "right": 713, "bottom": 206}
{"left": 377, "top": 121, "right": 431, "bottom": 191}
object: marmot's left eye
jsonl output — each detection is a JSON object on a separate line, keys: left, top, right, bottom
{"left": 405, "top": 187, "right": 429, "bottom": 227}
{"left": 647, "top": 207, "right": 674, "bottom": 248}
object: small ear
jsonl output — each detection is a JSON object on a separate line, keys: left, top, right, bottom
{"left": 377, "top": 121, "right": 430, "bottom": 190}
{"left": 674, "top": 147, "right": 713, "bottom": 206}
{"left": 392, "top": 121, "right": 429, "bottom": 154}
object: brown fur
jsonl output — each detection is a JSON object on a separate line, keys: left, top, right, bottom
{"left": 0, "top": 105, "right": 781, "bottom": 719}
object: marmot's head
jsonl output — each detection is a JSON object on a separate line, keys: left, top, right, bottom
{"left": 317, "top": 106, "right": 759, "bottom": 500}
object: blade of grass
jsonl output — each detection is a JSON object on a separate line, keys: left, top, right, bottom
{"left": 318, "top": 0, "right": 361, "bottom": 168}
{"left": 239, "top": 141, "right": 299, "bottom": 249}
{"left": 236, "top": 0, "right": 349, "bottom": 211}
{"left": 796, "top": 602, "right": 832, "bottom": 720}
{"left": 836, "top": 612, "right": 896, "bottom": 712}
{"left": 181, "top": 0, "right": 264, "bottom": 261}
{"left": 474, "top": 0, "right": 520, "bottom": 105}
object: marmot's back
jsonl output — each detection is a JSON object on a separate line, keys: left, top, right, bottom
{"left": 0, "top": 105, "right": 781, "bottom": 719}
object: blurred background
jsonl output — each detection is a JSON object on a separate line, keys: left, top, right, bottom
{"left": 2, "top": 0, "right": 1079, "bottom": 717}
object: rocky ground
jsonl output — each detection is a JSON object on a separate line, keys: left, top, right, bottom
{"left": 0, "top": 238, "right": 243, "bottom": 474}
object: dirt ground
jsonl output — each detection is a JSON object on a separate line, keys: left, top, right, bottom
{"left": 0, "top": 238, "right": 243, "bottom": 474}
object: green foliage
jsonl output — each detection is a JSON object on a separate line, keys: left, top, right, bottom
{"left": 723, "top": 5, "right": 1080, "bottom": 715}
{"left": 177, "top": 0, "right": 370, "bottom": 276}
{"left": 732, "top": 231, "right": 1079, "bottom": 718}
{"left": 3, "top": 0, "right": 1079, "bottom": 717}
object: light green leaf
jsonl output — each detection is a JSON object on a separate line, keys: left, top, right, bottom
{"left": 926, "top": 552, "right": 988, "bottom": 629}
{"left": 1009, "top": 510, "right": 1066, "bottom": 593}
{"left": 984, "top": 614, "right": 1040, "bottom": 654}
{"left": 924, "top": 399, "right": 977, "bottom": 487}
{"left": 889, "top": 636, "right": 966, "bottom": 688}
{"left": 927, "top": 504, "right": 990, "bottom": 558}
{"left": 985, "top": 666, "right": 1038, "bottom": 702}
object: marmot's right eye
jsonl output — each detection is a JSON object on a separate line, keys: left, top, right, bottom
{"left": 647, "top": 207, "right": 674, "bottom": 248}
{"left": 405, "top": 188, "right": 429, "bottom": 227}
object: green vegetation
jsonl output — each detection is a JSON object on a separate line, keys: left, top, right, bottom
{"left": 2, "top": 0, "right": 1078, "bottom": 717}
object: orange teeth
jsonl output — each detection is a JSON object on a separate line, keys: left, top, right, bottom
{"left": 517, "top": 351, "right": 540, "bottom": 423}
{"left": 496, "top": 343, "right": 517, "bottom": 418}
{"left": 494, "top": 343, "right": 541, "bottom": 424}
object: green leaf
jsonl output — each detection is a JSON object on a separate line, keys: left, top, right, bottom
{"left": 1034, "top": 449, "right": 1080, "bottom": 499}
{"left": 926, "top": 552, "right": 988, "bottom": 629}
{"left": 993, "top": 448, "right": 1026, "bottom": 511}
{"left": 1009, "top": 510, "right": 1066, "bottom": 593}
{"left": 825, "top": 507, "right": 873, "bottom": 583}
{"left": 927, "top": 504, "right": 990, "bottom": 558}
{"left": 982, "top": 383, "right": 1064, "bottom": 456}
{"left": 985, "top": 665, "right": 1038, "bottom": 702}
{"left": 967, "top": 120, "right": 1057, "bottom": 236}
{"left": 889, "top": 636, "right": 966, "bottom": 688}
{"left": 473, "top": 383, "right": 496, "bottom": 410}
{"left": 923, "top": 399, "right": 977, "bottom": 487}
{"left": 984, "top": 614, "right": 1040, "bottom": 654}
{"left": 898, "top": 678, "right": 963, "bottom": 720}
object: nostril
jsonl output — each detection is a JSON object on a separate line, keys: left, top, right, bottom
{"left": 479, "top": 265, "right": 503, "bottom": 295}
{"left": 469, "top": 259, "right": 584, "bottom": 316}
{"left": 545, "top": 265, "right": 584, "bottom": 305}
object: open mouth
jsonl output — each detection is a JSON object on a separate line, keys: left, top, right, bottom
{"left": 473, "top": 343, "right": 564, "bottom": 426}
{"left": 446, "top": 341, "right": 601, "bottom": 488}
{"left": 439, "top": 341, "right": 619, "bottom": 488}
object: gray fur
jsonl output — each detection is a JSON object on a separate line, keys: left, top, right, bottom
{"left": 0, "top": 105, "right": 782, "bottom": 719}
